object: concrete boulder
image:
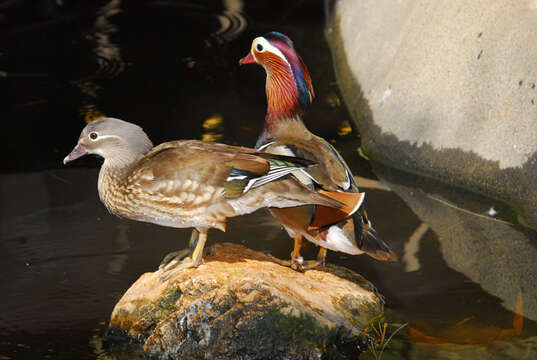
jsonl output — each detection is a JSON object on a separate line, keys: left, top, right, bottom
{"left": 326, "top": 0, "right": 537, "bottom": 227}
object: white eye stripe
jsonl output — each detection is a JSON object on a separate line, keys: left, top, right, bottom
{"left": 88, "top": 134, "right": 121, "bottom": 141}
{"left": 96, "top": 134, "right": 121, "bottom": 140}
{"left": 252, "top": 37, "right": 290, "bottom": 68}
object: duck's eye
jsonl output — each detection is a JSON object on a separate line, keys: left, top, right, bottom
{"left": 89, "top": 132, "right": 98, "bottom": 140}
{"left": 256, "top": 43, "right": 264, "bottom": 52}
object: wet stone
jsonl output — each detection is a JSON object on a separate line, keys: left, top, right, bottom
{"left": 108, "top": 243, "right": 383, "bottom": 359}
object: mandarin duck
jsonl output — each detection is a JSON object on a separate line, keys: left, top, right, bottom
{"left": 63, "top": 117, "right": 358, "bottom": 278}
{"left": 239, "top": 32, "right": 397, "bottom": 270}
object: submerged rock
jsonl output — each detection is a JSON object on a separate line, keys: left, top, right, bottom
{"left": 108, "top": 243, "right": 383, "bottom": 359}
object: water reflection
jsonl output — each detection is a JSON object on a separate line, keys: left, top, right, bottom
{"left": 402, "top": 223, "right": 429, "bottom": 272}
{"left": 212, "top": 0, "right": 246, "bottom": 45}
{"left": 107, "top": 223, "right": 130, "bottom": 276}
{"left": 372, "top": 162, "right": 537, "bottom": 321}
{"left": 93, "top": 0, "right": 124, "bottom": 78}
{"left": 76, "top": 0, "right": 123, "bottom": 122}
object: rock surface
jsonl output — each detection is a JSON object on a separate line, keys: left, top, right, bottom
{"left": 326, "top": 0, "right": 537, "bottom": 227}
{"left": 108, "top": 243, "right": 383, "bottom": 359}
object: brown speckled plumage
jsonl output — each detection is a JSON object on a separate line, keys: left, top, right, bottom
{"left": 93, "top": 138, "right": 340, "bottom": 230}
{"left": 64, "top": 118, "right": 343, "bottom": 275}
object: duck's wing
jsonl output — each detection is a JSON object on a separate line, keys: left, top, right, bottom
{"left": 129, "top": 140, "right": 325, "bottom": 204}
{"left": 259, "top": 131, "right": 356, "bottom": 192}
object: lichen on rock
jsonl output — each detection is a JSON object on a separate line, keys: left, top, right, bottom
{"left": 108, "top": 243, "right": 384, "bottom": 359}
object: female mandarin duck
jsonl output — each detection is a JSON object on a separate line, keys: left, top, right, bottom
{"left": 239, "top": 32, "right": 397, "bottom": 269}
{"left": 63, "top": 117, "right": 358, "bottom": 278}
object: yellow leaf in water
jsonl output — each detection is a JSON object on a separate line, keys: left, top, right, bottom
{"left": 83, "top": 109, "right": 106, "bottom": 124}
{"left": 337, "top": 120, "right": 352, "bottom": 136}
{"left": 203, "top": 114, "right": 223, "bottom": 130}
{"left": 202, "top": 133, "right": 223, "bottom": 142}
{"left": 183, "top": 57, "right": 196, "bottom": 69}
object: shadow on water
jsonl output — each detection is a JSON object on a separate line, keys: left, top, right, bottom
{"left": 1, "top": 0, "right": 536, "bottom": 359}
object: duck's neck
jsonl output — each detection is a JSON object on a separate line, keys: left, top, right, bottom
{"left": 263, "top": 64, "right": 307, "bottom": 136}
{"left": 97, "top": 153, "right": 140, "bottom": 209}
{"left": 256, "top": 114, "right": 307, "bottom": 148}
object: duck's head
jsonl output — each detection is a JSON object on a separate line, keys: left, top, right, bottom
{"left": 240, "top": 32, "right": 314, "bottom": 121}
{"left": 63, "top": 117, "right": 153, "bottom": 167}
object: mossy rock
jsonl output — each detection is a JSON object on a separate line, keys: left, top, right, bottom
{"left": 108, "top": 243, "right": 384, "bottom": 359}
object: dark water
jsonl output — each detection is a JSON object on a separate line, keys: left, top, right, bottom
{"left": 1, "top": 1, "right": 536, "bottom": 359}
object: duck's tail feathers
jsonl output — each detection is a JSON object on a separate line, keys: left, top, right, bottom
{"left": 308, "top": 191, "right": 365, "bottom": 230}
{"left": 354, "top": 211, "right": 398, "bottom": 262}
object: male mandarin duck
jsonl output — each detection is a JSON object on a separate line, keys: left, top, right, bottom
{"left": 63, "top": 117, "right": 357, "bottom": 278}
{"left": 239, "top": 32, "right": 397, "bottom": 269}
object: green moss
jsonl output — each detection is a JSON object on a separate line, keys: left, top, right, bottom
{"left": 156, "top": 286, "right": 183, "bottom": 313}
{"left": 122, "top": 286, "right": 184, "bottom": 343}
{"left": 234, "top": 304, "right": 358, "bottom": 358}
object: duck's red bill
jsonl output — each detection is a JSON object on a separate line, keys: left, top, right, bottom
{"left": 239, "top": 52, "right": 255, "bottom": 65}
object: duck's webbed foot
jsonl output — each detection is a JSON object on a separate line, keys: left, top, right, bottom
{"left": 159, "top": 229, "right": 198, "bottom": 270}
{"left": 266, "top": 253, "right": 305, "bottom": 271}
{"left": 301, "top": 247, "right": 327, "bottom": 270}
{"left": 267, "top": 251, "right": 326, "bottom": 272}
{"left": 267, "top": 236, "right": 328, "bottom": 272}
{"left": 160, "top": 229, "right": 207, "bottom": 281}
{"left": 159, "top": 248, "right": 193, "bottom": 270}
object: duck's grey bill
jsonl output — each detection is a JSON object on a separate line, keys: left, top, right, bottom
{"left": 63, "top": 144, "right": 87, "bottom": 164}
